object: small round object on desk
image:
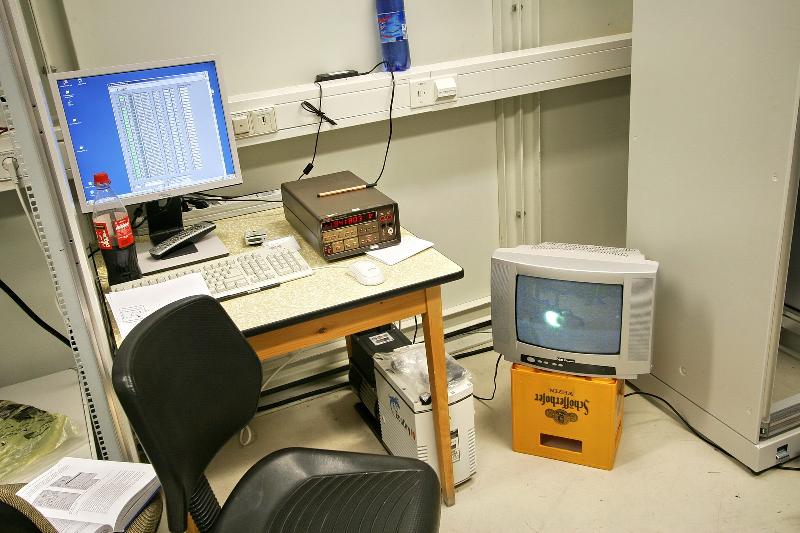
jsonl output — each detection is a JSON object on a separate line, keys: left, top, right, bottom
{"left": 347, "top": 260, "right": 385, "bottom": 286}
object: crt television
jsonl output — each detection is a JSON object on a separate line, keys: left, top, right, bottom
{"left": 491, "top": 243, "right": 658, "bottom": 378}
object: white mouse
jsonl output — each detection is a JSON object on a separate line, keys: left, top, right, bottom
{"left": 348, "top": 260, "right": 385, "bottom": 286}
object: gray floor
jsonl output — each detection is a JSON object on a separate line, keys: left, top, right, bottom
{"left": 159, "top": 352, "right": 800, "bottom": 532}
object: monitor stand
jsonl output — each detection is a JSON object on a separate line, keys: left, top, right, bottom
{"left": 138, "top": 196, "right": 228, "bottom": 274}
{"left": 145, "top": 197, "right": 184, "bottom": 245}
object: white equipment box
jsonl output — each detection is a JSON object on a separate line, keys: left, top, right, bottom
{"left": 374, "top": 355, "right": 477, "bottom": 485}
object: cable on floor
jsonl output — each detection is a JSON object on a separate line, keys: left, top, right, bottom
{"left": 625, "top": 390, "right": 800, "bottom": 473}
{"left": 473, "top": 353, "right": 502, "bottom": 402}
{"left": 0, "top": 278, "right": 70, "bottom": 347}
{"left": 624, "top": 391, "right": 725, "bottom": 452}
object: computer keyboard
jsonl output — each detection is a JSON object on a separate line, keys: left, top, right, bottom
{"left": 109, "top": 244, "right": 313, "bottom": 301}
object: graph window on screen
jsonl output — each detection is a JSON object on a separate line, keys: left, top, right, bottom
{"left": 515, "top": 276, "right": 623, "bottom": 355}
{"left": 51, "top": 59, "right": 241, "bottom": 213}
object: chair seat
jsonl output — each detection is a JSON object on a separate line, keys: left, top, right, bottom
{"left": 211, "top": 448, "right": 440, "bottom": 533}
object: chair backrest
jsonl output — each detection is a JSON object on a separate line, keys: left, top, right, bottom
{"left": 112, "top": 295, "right": 262, "bottom": 533}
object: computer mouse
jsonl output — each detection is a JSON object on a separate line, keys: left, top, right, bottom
{"left": 347, "top": 260, "right": 385, "bottom": 286}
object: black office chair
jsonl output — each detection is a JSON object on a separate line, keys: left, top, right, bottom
{"left": 112, "top": 295, "right": 440, "bottom": 533}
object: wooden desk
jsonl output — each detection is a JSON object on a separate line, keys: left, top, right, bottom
{"left": 106, "top": 208, "right": 464, "bottom": 505}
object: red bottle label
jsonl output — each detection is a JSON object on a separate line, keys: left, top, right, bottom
{"left": 94, "top": 222, "right": 112, "bottom": 250}
{"left": 114, "top": 216, "right": 135, "bottom": 248}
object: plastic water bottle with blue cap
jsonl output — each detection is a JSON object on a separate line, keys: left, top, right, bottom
{"left": 376, "top": 0, "right": 411, "bottom": 72}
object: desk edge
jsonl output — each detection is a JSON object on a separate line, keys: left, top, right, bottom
{"left": 241, "top": 267, "right": 464, "bottom": 337}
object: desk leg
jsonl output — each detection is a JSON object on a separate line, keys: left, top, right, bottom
{"left": 421, "top": 286, "right": 456, "bottom": 506}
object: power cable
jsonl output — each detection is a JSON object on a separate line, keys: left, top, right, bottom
{"left": 186, "top": 194, "right": 281, "bottom": 203}
{"left": 452, "top": 346, "right": 494, "bottom": 359}
{"left": 297, "top": 82, "right": 327, "bottom": 181}
{"left": 473, "top": 353, "right": 502, "bottom": 402}
{"left": 360, "top": 61, "right": 387, "bottom": 75}
{"left": 0, "top": 278, "right": 70, "bottom": 347}
{"left": 620, "top": 390, "right": 800, "bottom": 474}
{"left": 371, "top": 70, "right": 395, "bottom": 187}
{"left": 624, "top": 391, "right": 725, "bottom": 452}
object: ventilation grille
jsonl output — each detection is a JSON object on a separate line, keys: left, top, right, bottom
{"left": 0, "top": 82, "right": 108, "bottom": 458}
{"left": 490, "top": 260, "right": 514, "bottom": 344}
{"left": 628, "top": 278, "right": 655, "bottom": 361}
{"left": 467, "top": 427, "right": 477, "bottom": 475}
{"left": 417, "top": 445, "right": 429, "bottom": 463}
{"left": 530, "top": 242, "right": 643, "bottom": 259}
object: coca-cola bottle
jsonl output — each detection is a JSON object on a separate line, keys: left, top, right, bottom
{"left": 91, "top": 172, "right": 141, "bottom": 285}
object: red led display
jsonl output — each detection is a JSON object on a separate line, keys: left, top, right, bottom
{"left": 322, "top": 210, "right": 378, "bottom": 231}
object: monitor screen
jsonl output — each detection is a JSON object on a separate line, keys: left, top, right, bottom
{"left": 54, "top": 60, "right": 239, "bottom": 212}
{"left": 515, "top": 275, "right": 623, "bottom": 355}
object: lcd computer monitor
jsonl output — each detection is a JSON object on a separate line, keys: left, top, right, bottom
{"left": 49, "top": 56, "right": 242, "bottom": 222}
{"left": 491, "top": 243, "right": 658, "bottom": 378}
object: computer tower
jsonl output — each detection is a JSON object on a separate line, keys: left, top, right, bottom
{"left": 348, "top": 324, "right": 412, "bottom": 424}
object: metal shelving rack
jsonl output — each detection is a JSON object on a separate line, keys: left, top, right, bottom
{"left": 0, "top": 1, "right": 136, "bottom": 463}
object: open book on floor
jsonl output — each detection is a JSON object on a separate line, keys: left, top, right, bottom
{"left": 15, "top": 457, "right": 160, "bottom": 533}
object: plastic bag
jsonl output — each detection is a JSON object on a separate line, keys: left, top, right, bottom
{"left": 385, "top": 343, "right": 472, "bottom": 399}
{"left": 0, "top": 400, "right": 79, "bottom": 481}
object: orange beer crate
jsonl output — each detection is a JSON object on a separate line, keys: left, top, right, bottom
{"left": 511, "top": 364, "right": 623, "bottom": 470}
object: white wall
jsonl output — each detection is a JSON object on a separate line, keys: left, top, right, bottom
{"left": 57, "top": 0, "right": 500, "bottom": 310}
{"left": 539, "top": 0, "right": 632, "bottom": 46}
{"left": 539, "top": 77, "right": 630, "bottom": 247}
{"left": 538, "top": 0, "right": 632, "bottom": 246}
{"left": 62, "top": 1, "right": 495, "bottom": 94}
{"left": 0, "top": 192, "right": 73, "bottom": 387}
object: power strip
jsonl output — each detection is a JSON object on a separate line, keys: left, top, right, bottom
{"left": 183, "top": 189, "right": 283, "bottom": 223}
{"left": 135, "top": 189, "right": 283, "bottom": 235}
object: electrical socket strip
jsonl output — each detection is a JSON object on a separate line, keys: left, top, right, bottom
{"left": 134, "top": 190, "right": 282, "bottom": 235}
{"left": 183, "top": 189, "right": 283, "bottom": 223}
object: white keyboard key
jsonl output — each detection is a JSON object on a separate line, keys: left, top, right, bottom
{"left": 109, "top": 244, "right": 313, "bottom": 301}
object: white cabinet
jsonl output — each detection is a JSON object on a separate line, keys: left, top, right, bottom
{"left": 627, "top": 0, "right": 800, "bottom": 470}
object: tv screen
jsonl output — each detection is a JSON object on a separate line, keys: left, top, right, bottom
{"left": 515, "top": 275, "right": 623, "bottom": 355}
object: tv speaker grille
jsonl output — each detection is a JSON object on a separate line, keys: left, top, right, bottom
{"left": 628, "top": 277, "right": 655, "bottom": 361}
{"left": 490, "top": 260, "right": 514, "bottom": 345}
{"left": 531, "top": 242, "right": 643, "bottom": 259}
